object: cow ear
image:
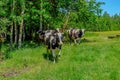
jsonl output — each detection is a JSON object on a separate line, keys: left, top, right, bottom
{"left": 36, "top": 31, "right": 40, "bottom": 34}
{"left": 37, "top": 30, "right": 43, "bottom": 34}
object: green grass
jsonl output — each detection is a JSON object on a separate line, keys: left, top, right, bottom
{"left": 0, "top": 31, "right": 120, "bottom": 80}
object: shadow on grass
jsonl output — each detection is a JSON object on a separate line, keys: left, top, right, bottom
{"left": 82, "top": 38, "right": 97, "bottom": 43}
{"left": 42, "top": 53, "right": 59, "bottom": 63}
{"left": 43, "top": 53, "right": 52, "bottom": 61}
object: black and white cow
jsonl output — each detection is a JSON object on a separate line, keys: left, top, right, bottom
{"left": 45, "top": 31, "right": 63, "bottom": 63}
{"left": 37, "top": 28, "right": 60, "bottom": 42}
{"left": 37, "top": 28, "right": 63, "bottom": 63}
{"left": 68, "top": 28, "right": 85, "bottom": 44}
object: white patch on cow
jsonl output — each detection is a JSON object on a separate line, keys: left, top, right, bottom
{"left": 45, "top": 32, "right": 51, "bottom": 38}
{"left": 49, "top": 36, "right": 54, "bottom": 47}
{"left": 68, "top": 29, "right": 71, "bottom": 36}
{"left": 57, "top": 33, "right": 63, "bottom": 45}
{"left": 52, "top": 49, "right": 56, "bottom": 63}
{"left": 56, "top": 28, "right": 60, "bottom": 32}
{"left": 72, "top": 29, "right": 76, "bottom": 38}
{"left": 44, "top": 32, "right": 53, "bottom": 43}
{"left": 76, "top": 29, "right": 80, "bottom": 33}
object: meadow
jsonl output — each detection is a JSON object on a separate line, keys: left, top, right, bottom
{"left": 0, "top": 31, "right": 120, "bottom": 80}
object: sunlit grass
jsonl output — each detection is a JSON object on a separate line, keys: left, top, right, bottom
{"left": 0, "top": 31, "right": 120, "bottom": 80}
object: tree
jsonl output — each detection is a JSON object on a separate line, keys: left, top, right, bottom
{"left": 1, "top": 0, "right": 120, "bottom": 50}
{"left": 102, "top": 11, "right": 112, "bottom": 30}
{"left": 18, "top": 0, "right": 25, "bottom": 48}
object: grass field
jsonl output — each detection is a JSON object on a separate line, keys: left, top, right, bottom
{"left": 0, "top": 31, "right": 120, "bottom": 80}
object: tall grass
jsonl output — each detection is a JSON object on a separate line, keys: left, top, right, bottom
{"left": 0, "top": 31, "right": 120, "bottom": 80}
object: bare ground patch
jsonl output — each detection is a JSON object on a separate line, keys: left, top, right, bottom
{"left": 0, "top": 68, "right": 20, "bottom": 78}
{"left": 0, "top": 65, "right": 32, "bottom": 78}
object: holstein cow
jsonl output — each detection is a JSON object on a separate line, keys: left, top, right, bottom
{"left": 37, "top": 28, "right": 63, "bottom": 63}
{"left": 68, "top": 28, "right": 85, "bottom": 44}
{"left": 45, "top": 31, "right": 63, "bottom": 63}
{"left": 37, "top": 28, "right": 60, "bottom": 42}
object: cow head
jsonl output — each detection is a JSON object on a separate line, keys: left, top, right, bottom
{"left": 78, "top": 29, "right": 85, "bottom": 37}
{"left": 54, "top": 32, "right": 64, "bottom": 45}
{"left": 37, "top": 30, "right": 45, "bottom": 40}
{"left": 37, "top": 30, "right": 45, "bottom": 35}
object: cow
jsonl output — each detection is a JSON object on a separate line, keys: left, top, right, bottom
{"left": 68, "top": 28, "right": 85, "bottom": 44}
{"left": 45, "top": 31, "right": 63, "bottom": 63}
{"left": 37, "top": 28, "right": 63, "bottom": 63}
{"left": 37, "top": 28, "right": 60, "bottom": 43}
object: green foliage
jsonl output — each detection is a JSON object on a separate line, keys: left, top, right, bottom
{"left": 0, "top": 0, "right": 119, "bottom": 32}
{"left": 0, "top": 0, "right": 120, "bottom": 48}
{"left": 0, "top": 18, "right": 10, "bottom": 32}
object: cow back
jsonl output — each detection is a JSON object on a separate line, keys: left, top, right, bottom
{"left": 68, "top": 28, "right": 85, "bottom": 40}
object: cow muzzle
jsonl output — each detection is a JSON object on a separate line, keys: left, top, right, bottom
{"left": 59, "top": 42, "right": 63, "bottom": 45}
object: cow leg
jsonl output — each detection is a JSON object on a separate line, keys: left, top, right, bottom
{"left": 58, "top": 50, "right": 61, "bottom": 57}
{"left": 58, "top": 45, "right": 62, "bottom": 59}
{"left": 69, "top": 37, "right": 71, "bottom": 45}
{"left": 70, "top": 38, "right": 72, "bottom": 45}
{"left": 74, "top": 39, "right": 77, "bottom": 44}
{"left": 78, "top": 38, "right": 81, "bottom": 45}
{"left": 52, "top": 49, "right": 56, "bottom": 63}
{"left": 46, "top": 45, "right": 49, "bottom": 59}
{"left": 58, "top": 49, "right": 61, "bottom": 60}
{"left": 69, "top": 39, "right": 71, "bottom": 44}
